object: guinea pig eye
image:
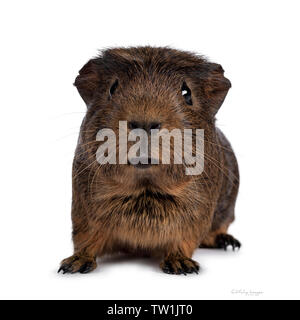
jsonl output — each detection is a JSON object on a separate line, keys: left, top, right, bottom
{"left": 109, "top": 79, "right": 119, "bottom": 97}
{"left": 181, "top": 82, "right": 193, "bottom": 105}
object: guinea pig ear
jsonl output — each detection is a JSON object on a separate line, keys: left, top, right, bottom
{"left": 202, "top": 63, "right": 231, "bottom": 116}
{"left": 74, "top": 59, "right": 100, "bottom": 107}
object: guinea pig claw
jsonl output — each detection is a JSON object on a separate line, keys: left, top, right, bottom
{"left": 216, "top": 234, "right": 241, "bottom": 251}
{"left": 57, "top": 265, "right": 68, "bottom": 274}
{"left": 78, "top": 261, "right": 94, "bottom": 274}
{"left": 161, "top": 257, "right": 199, "bottom": 275}
{"left": 59, "top": 263, "right": 73, "bottom": 274}
{"left": 58, "top": 255, "right": 97, "bottom": 275}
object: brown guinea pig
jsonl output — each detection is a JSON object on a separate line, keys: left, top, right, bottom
{"left": 58, "top": 46, "right": 241, "bottom": 275}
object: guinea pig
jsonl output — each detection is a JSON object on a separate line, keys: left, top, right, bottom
{"left": 58, "top": 46, "right": 241, "bottom": 275}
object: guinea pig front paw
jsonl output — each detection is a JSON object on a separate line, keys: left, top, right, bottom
{"left": 160, "top": 256, "right": 199, "bottom": 275}
{"left": 216, "top": 234, "right": 241, "bottom": 251}
{"left": 58, "top": 254, "right": 97, "bottom": 274}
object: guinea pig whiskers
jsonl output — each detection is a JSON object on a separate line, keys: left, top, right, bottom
{"left": 55, "top": 132, "right": 84, "bottom": 142}
{"left": 72, "top": 145, "right": 99, "bottom": 160}
{"left": 202, "top": 138, "right": 235, "bottom": 153}
{"left": 50, "top": 112, "right": 88, "bottom": 121}
{"left": 76, "top": 140, "right": 235, "bottom": 187}
{"left": 188, "top": 133, "right": 238, "bottom": 183}
{"left": 204, "top": 153, "right": 239, "bottom": 186}
{"left": 201, "top": 169, "right": 213, "bottom": 201}
{"left": 77, "top": 140, "right": 99, "bottom": 149}
{"left": 88, "top": 163, "right": 102, "bottom": 196}
{"left": 88, "top": 152, "right": 117, "bottom": 194}
{"left": 73, "top": 158, "right": 100, "bottom": 180}
{"left": 55, "top": 130, "right": 97, "bottom": 143}
{"left": 171, "top": 148, "right": 201, "bottom": 197}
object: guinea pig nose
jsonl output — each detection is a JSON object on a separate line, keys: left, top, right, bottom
{"left": 128, "top": 121, "right": 141, "bottom": 130}
{"left": 149, "top": 122, "right": 161, "bottom": 130}
{"left": 128, "top": 121, "right": 162, "bottom": 131}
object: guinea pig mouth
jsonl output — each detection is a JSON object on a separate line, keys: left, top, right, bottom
{"left": 133, "top": 163, "right": 152, "bottom": 169}
{"left": 128, "top": 157, "right": 159, "bottom": 169}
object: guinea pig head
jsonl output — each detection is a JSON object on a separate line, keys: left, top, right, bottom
{"left": 73, "top": 47, "right": 231, "bottom": 194}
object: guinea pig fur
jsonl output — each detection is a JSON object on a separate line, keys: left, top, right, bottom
{"left": 58, "top": 46, "right": 241, "bottom": 275}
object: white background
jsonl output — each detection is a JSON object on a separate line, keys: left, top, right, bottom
{"left": 0, "top": 0, "right": 299, "bottom": 300}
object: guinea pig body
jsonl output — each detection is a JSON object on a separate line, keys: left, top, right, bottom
{"left": 58, "top": 47, "right": 240, "bottom": 275}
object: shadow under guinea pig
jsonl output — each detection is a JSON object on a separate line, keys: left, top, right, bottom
{"left": 92, "top": 253, "right": 161, "bottom": 274}
{"left": 91, "top": 247, "right": 241, "bottom": 275}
